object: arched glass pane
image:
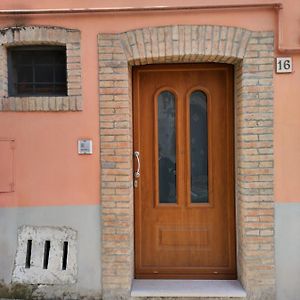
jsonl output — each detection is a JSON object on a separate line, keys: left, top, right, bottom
{"left": 190, "top": 91, "right": 208, "bottom": 203}
{"left": 158, "top": 91, "right": 177, "bottom": 204}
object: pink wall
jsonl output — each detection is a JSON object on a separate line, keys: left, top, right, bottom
{"left": 0, "top": 0, "right": 299, "bottom": 206}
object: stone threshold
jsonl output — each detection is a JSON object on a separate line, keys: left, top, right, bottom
{"left": 131, "top": 279, "right": 246, "bottom": 298}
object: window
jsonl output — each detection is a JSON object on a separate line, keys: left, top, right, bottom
{"left": 8, "top": 46, "right": 67, "bottom": 97}
{"left": 0, "top": 26, "right": 81, "bottom": 111}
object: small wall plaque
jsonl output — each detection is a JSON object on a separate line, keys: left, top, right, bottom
{"left": 78, "top": 139, "right": 93, "bottom": 155}
{"left": 276, "top": 57, "right": 293, "bottom": 73}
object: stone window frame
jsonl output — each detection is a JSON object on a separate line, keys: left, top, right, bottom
{"left": 0, "top": 26, "right": 82, "bottom": 111}
{"left": 98, "top": 25, "right": 275, "bottom": 299}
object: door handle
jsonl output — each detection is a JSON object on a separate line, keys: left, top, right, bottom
{"left": 134, "top": 151, "right": 140, "bottom": 178}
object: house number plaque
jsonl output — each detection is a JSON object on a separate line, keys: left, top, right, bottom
{"left": 276, "top": 57, "right": 293, "bottom": 73}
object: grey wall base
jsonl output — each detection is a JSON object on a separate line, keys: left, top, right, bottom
{"left": 275, "top": 203, "right": 300, "bottom": 300}
{"left": 1, "top": 202, "right": 300, "bottom": 299}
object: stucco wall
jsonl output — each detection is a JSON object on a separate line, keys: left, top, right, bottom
{"left": 0, "top": 0, "right": 299, "bottom": 207}
{"left": 0, "top": 1, "right": 299, "bottom": 299}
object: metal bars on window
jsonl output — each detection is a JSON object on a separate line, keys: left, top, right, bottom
{"left": 8, "top": 46, "right": 67, "bottom": 97}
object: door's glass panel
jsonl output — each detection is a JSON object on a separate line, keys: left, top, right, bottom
{"left": 158, "top": 91, "right": 177, "bottom": 204}
{"left": 190, "top": 91, "right": 208, "bottom": 203}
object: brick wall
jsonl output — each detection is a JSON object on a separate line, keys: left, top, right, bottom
{"left": 236, "top": 32, "right": 275, "bottom": 300}
{"left": 98, "top": 25, "right": 275, "bottom": 299}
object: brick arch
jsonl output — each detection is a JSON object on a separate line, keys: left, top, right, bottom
{"left": 119, "top": 25, "right": 251, "bottom": 65}
{"left": 98, "top": 25, "right": 275, "bottom": 300}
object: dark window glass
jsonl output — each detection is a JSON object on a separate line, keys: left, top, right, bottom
{"left": 8, "top": 46, "right": 67, "bottom": 96}
{"left": 158, "top": 91, "right": 177, "bottom": 204}
{"left": 55, "top": 65, "right": 67, "bottom": 82}
{"left": 35, "top": 65, "right": 53, "bottom": 83}
{"left": 190, "top": 91, "right": 208, "bottom": 203}
{"left": 17, "top": 66, "right": 33, "bottom": 83}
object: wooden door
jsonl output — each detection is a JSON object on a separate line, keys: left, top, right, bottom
{"left": 133, "top": 64, "right": 236, "bottom": 279}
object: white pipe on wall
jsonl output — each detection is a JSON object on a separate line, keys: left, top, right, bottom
{"left": 0, "top": 2, "right": 298, "bottom": 53}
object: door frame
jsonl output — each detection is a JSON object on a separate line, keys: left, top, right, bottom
{"left": 132, "top": 63, "right": 237, "bottom": 279}
{"left": 99, "top": 25, "right": 275, "bottom": 299}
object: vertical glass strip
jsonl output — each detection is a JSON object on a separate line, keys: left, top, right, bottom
{"left": 190, "top": 91, "right": 208, "bottom": 203}
{"left": 158, "top": 91, "right": 177, "bottom": 204}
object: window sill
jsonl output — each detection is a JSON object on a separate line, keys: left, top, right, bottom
{"left": 131, "top": 279, "right": 246, "bottom": 298}
{"left": 0, "top": 96, "right": 82, "bottom": 112}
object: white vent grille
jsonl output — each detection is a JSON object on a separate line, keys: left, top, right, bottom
{"left": 12, "top": 226, "right": 77, "bottom": 284}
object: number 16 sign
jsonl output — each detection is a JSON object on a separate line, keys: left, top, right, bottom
{"left": 276, "top": 57, "right": 293, "bottom": 73}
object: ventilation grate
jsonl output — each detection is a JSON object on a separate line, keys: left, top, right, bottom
{"left": 12, "top": 226, "right": 77, "bottom": 284}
